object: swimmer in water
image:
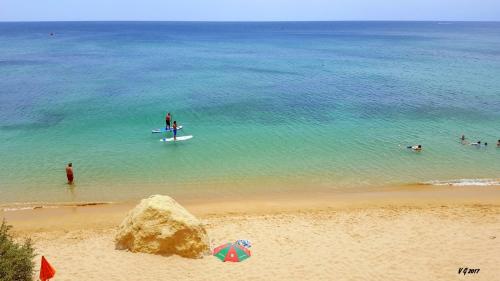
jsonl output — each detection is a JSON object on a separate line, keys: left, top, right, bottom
{"left": 497, "top": 139, "right": 500, "bottom": 147}
{"left": 460, "top": 134, "right": 469, "bottom": 145}
{"left": 407, "top": 144, "right": 422, "bottom": 152}
{"left": 470, "top": 141, "right": 481, "bottom": 146}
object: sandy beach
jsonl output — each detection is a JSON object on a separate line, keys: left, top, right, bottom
{"left": 1, "top": 187, "right": 499, "bottom": 281}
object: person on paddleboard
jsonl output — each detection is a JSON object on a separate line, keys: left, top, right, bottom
{"left": 173, "top": 121, "right": 178, "bottom": 141}
{"left": 165, "top": 112, "right": 171, "bottom": 130}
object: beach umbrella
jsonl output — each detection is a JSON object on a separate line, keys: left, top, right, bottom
{"left": 213, "top": 243, "right": 251, "bottom": 262}
{"left": 39, "top": 256, "right": 56, "bottom": 281}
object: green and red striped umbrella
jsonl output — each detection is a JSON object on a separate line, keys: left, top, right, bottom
{"left": 213, "top": 243, "right": 251, "bottom": 262}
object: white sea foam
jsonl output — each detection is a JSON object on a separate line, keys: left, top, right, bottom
{"left": 423, "top": 179, "right": 500, "bottom": 186}
{"left": 0, "top": 202, "right": 113, "bottom": 212}
{"left": 2, "top": 206, "right": 37, "bottom": 211}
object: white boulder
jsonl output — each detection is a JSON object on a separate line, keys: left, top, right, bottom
{"left": 115, "top": 195, "right": 210, "bottom": 258}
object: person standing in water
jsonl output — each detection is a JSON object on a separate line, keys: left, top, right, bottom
{"left": 66, "top": 163, "right": 74, "bottom": 184}
{"left": 173, "top": 121, "right": 177, "bottom": 141}
{"left": 165, "top": 112, "right": 171, "bottom": 130}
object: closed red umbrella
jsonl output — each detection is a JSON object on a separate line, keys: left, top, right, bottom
{"left": 40, "top": 256, "right": 56, "bottom": 281}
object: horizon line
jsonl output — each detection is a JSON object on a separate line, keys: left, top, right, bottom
{"left": 1, "top": 20, "right": 499, "bottom": 23}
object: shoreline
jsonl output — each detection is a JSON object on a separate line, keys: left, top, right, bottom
{"left": 2, "top": 176, "right": 499, "bottom": 209}
{"left": 3, "top": 185, "right": 500, "bottom": 236}
{"left": 2, "top": 180, "right": 499, "bottom": 211}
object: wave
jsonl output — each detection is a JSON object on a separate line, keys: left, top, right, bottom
{"left": 0, "top": 201, "right": 113, "bottom": 212}
{"left": 421, "top": 178, "right": 500, "bottom": 187}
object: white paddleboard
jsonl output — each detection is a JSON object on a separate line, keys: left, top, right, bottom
{"left": 160, "top": 135, "right": 193, "bottom": 142}
{"left": 152, "top": 126, "right": 183, "bottom": 133}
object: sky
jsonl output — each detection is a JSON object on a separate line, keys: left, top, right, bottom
{"left": 1, "top": 0, "right": 499, "bottom": 22}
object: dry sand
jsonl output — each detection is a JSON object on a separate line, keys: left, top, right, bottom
{"left": 2, "top": 187, "right": 500, "bottom": 281}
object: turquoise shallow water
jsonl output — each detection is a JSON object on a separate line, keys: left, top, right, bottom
{"left": 1, "top": 22, "right": 500, "bottom": 204}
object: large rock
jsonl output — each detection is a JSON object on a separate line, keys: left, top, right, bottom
{"left": 115, "top": 195, "right": 210, "bottom": 258}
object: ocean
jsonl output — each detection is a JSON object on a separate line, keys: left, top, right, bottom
{"left": 1, "top": 21, "right": 499, "bottom": 204}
